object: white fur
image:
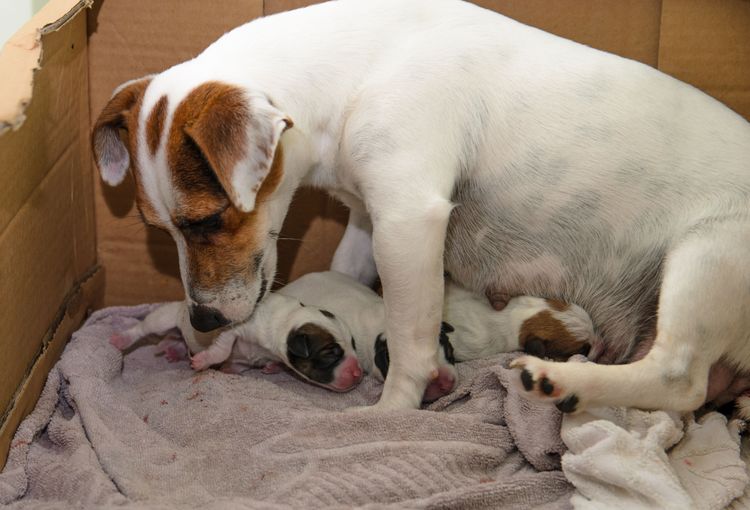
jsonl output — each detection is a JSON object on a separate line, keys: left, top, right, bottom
{"left": 104, "top": 0, "right": 750, "bottom": 412}
{"left": 280, "top": 271, "right": 596, "bottom": 381}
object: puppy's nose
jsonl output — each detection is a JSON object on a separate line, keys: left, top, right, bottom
{"left": 189, "top": 305, "right": 230, "bottom": 332}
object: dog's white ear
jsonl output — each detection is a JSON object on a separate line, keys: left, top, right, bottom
{"left": 92, "top": 76, "right": 152, "bottom": 186}
{"left": 184, "top": 85, "right": 293, "bottom": 213}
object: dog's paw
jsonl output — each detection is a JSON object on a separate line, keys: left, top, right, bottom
{"left": 510, "top": 356, "right": 582, "bottom": 413}
{"left": 109, "top": 333, "right": 132, "bottom": 351}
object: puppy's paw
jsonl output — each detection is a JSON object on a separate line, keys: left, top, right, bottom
{"left": 422, "top": 365, "right": 457, "bottom": 402}
{"left": 510, "top": 356, "right": 582, "bottom": 413}
{"left": 261, "top": 361, "right": 285, "bottom": 374}
{"left": 190, "top": 351, "right": 212, "bottom": 371}
{"left": 156, "top": 338, "right": 188, "bottom": 363}
{"left": 110, "top": 333, "right": 132, "bottom": 351}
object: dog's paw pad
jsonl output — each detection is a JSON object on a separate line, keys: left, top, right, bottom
{"left": 555, "top": 394, "right": 579, "bottom": 413}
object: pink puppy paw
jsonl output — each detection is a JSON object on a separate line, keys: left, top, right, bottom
{"left": 191, "top": 351, "right": 212, "bottom": 371}
{"left": 423, "top": 366, "right": 457, "bottom": 403}
{"left": 261, "top": 361, "right": 285, "bottom": 374}
{"left": 156, "top": 339, "right": 188, "bottom": 363}
{"left": 110, "top": 333, "right": 132, "bottom": 351}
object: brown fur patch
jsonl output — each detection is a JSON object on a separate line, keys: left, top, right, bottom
{"left": 146, "top": 95, "right": 168, "bottom": 156}
{"left": 165, "top": 81, "right": 285, "bottom": 292}
{"left": 168, "top": 82, "right": 250, "bottom": 202}
{"left": 287, "top": 322, "right": 343, "bottom": 384}
{"left": 520, "top": 310, "right": 588, "bottom": 360}
{"left": 181, "top": 147, "right": 285, "bottom": 291}
{"left": 92, "top": 78, "right": 163, "bottom": 225}
{"left": 545, "top": 299, "right": 570, "bottom": 312}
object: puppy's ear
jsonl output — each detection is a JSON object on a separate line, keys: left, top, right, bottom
{"left": 183, "top": 84, "right": 293, "bottom": 213}
{"left": 287, "top": 331, "right": 311, "bottom": 359}
{"left": 92, "top": 76, "right": 152, "bottom": 186}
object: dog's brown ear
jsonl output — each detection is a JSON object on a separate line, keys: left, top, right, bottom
{"left": 183, "top": 83, "right": 293, "bottom": 213}
{"left": 92, "top": 76, "right": 152, "bottom": 186}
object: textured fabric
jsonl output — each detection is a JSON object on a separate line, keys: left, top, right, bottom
{"left": 562, "top": 406, "right": 748, "bottom": 510}
{"left": 0, "top": 305, "right": 573, "bottom": 509}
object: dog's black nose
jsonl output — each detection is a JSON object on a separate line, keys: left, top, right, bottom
{"left": 189, "top": 305, "right": 230, "bottom": 332}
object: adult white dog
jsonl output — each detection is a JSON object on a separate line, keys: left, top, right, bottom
{"left": 93, "top": 0, "right": 750, "bottom": 413}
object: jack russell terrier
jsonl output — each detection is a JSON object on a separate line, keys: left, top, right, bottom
{"left": 93, "top": 0, "right": 750, "bottom": 414}
{"left": 112, "top": 271, "right": 595, "bottom": 400}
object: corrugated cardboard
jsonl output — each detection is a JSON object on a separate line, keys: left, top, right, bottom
{"left": 659, "top": 0, "right": 750, "bottom": 120}
{"left": 1, "top": 0, "right": 749, "bottom": 470}
{"left": 0, "top": 0, "right": 97, "bottom": 468}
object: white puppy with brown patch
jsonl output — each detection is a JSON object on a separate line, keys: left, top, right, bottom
{"left": 93, "top": 0, "right": 750, "bottom": 414}
{"left": 111, "top": 294, "right": 364, "bottom": 392}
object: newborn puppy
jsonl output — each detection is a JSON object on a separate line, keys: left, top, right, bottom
{"left": 279, "top": 271, "right": 596, "bottom": 401}
{"left": 110, "top": 293, "right": 363, "bottom": 392}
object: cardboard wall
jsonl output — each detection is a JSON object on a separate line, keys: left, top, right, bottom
{"left": 0, "top": 0, "right": 99, "bottom": 468}
{"left": 89, "top": 0, "right": 750, "bottom": 309}
{"left": 0, "top": 3, "right": 95, "bottom": 427}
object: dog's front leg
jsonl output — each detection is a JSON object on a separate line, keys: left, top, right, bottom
{"left": 369, "top": 197, "right": 454, "bottom": 410}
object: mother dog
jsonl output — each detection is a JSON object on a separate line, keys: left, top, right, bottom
{"left": 92, "top": 0, "right": 750, "bottom": 413}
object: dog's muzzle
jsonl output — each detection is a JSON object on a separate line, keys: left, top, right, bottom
{"left": 189, "top": 305, "right": 230, "bottom": 332}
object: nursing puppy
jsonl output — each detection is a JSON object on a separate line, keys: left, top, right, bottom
{"left": 93, "top": 0, "right": 750, "bottom": 413}
{"left": 111, "top": 294, "right": 363, "bottom": 392}
{"left": 279, "top": 271, "right": 595, "bottom": 401}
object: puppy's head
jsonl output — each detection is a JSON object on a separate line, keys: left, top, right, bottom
{"left": 283, "top": 307, "right": 363, "bottom": 392}
{"left": 92, "top": 74, "right": 293, "bottom": 331}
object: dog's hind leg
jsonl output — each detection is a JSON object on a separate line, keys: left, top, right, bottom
{"left": 513, "top": 221, "right": 750, "bottom": 413}
{"left": 331, "top": 206, "right": 378, "bottom": 286}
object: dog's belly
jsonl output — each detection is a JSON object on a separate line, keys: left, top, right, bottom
{"left": 444, "top": 178, "right": 667, "bottom": 360}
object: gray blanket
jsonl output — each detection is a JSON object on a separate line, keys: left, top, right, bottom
{"left": 0, "top": 305, "right": 573, "bottom": 509}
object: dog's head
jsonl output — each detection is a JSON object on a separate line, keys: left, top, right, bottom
{"left": 282, "top": 306, "right": 363, "bottom": 392}
{"left": 92, "top": 74, "right": 293, "bottom": 331}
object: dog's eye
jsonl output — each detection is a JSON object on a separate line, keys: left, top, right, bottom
{"left": 180, "top": 213, "right": 223, "bottom": 235}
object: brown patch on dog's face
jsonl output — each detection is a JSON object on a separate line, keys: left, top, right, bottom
{"left": 146, "top": 95, "right": 168, "bottom": 156}
{"left": 545, "top": 299, "right": 570, "bottom": 312}
{"left": 286, "top": 322, "right": 345, "bottom": 385}
{"left": 162, "top": 82, "right": 286, "bottom": 297}
{"left": 178, "top": 148, "right": 284, "bottom": 294}
{"left": 520, "top": 310, "right": 589, "bottom": 360}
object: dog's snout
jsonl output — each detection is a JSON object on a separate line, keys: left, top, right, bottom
{"left": 189, "top": 305, "right": 230, "bottom": 332}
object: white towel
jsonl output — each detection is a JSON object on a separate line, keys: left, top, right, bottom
{"left": 561, "top": 406, "right": 748, "bottom": 509}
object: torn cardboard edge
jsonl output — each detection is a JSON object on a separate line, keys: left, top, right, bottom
{"left": 0, "top": 0, "right": 91, "bottom": 134}
{"left": 0, "top": 265, "right": 103, "bottom": 470}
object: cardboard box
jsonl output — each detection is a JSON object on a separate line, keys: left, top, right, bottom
{"left": 1, "top": 0, "right": 748, "bottom": 469}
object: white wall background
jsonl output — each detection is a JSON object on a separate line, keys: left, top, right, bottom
{"left": 0, "top": 0, "right": 51, "bottom": 49}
